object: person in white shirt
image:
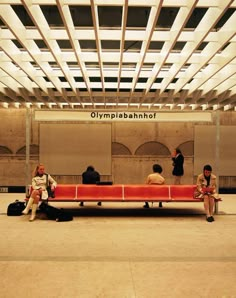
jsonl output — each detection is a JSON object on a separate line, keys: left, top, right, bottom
{"left": 143, "top": 164, "right": 165, "bottom": 209}
{"left": 22, "top": 164, "right": 57, "bottom": 221}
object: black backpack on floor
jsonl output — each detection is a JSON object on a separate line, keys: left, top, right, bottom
{"left": 7, "top": 200, "right": 25, "bottom": 216}
{"left": 39, "top": 201, "right": 73, "bottom": 222}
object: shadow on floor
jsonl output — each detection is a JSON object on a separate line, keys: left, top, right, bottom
{"left": 38, "top": 205, "right": 208, "bottom": 218}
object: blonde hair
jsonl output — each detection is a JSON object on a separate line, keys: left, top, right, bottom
{"left": 33, "top": 164, "right": 44, "bottom": 177}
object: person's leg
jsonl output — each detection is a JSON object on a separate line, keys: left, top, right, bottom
{"left": 22, "top": 197, "right": 34, "bottom": 214}
{"left": 143, "top": 202, "right": 149, "bottom": 208}
{"left": 203, "top": 195, "right": 210, "bottom": 216}
{"left": 28, "top": 190, "right": 40, "bottom": 221}
{"left": 204, "top": 195, "right": 213, "bottom": 222}
{"left": 209, "top": 196, "right": 215, "bottom": 218}
{"left": 29, "top": 203, "right": 38, "bottom": 221}
{"left": 174, "top": 176, "right": 181, "bottom": 185}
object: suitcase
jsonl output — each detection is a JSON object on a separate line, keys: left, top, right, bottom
{"left": 7, "top": 200, "right": 25, "bottom": 216}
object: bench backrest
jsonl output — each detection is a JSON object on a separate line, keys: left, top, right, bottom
{"left": 77, "top": 184, "right": 124, "bottom": 201}
{"left": 54, "top": 184, "right": 77, "bottom": 200}
{"left": 170, "top": 185, "right": 196, "bottom": 201}
{"left": 123, "top": 184, "right": 170, "bottom": 201}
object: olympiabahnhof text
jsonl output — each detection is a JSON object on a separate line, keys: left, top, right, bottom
{"left": 90, "top": 111, "right": 157, "bottom": 120}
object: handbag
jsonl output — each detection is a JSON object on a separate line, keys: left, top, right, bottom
{"left": 46, "top": 186, "right": 55, "bottom": 198}
{"left": 7, "top": 200, "right": 25, "bottom": 216}
{"left": 46, "top": 174, "right": 55, "bottom": 198}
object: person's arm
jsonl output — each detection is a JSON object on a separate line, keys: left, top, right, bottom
{"left": 196, "top": 175, "right": 203, "bottom": 193}
{"left": 96, "top": 172, "right": 100, "bottom": 182}
{"left": 146, "top": 175, "right": 151, "bottom": 184}
{"left": 48, "top": 174, "right": 57, "bottom": 189}
{"left": 210, "top": 175, "right": 217, "bottom": 194}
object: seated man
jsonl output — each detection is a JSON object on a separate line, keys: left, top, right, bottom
{"left": 80, "top": 165, "right": 101, "bottom": 207}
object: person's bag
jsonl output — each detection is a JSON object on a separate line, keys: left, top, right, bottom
{"left": 46, "top": 174, "right": 55, "bottom": 198}
{"left": 46, "top": 186, "right": 55, "bottom": 198}
{"left": 7, "top": 200, "right": 25, "bottom": 216}
{"left": 39, "top": 201, "right": 73, "bottom": 222}
{"left": 56, "top": 209, "right": 73, "bottom": 222}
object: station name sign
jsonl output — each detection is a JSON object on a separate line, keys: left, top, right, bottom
{"left": 90, "top": 111, "right": 157, "bottom": 120}
{"left": 35, "top": 110, "right": 212, "bottom": 122}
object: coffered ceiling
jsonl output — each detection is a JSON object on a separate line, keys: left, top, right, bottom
{"left": 0, "top": 0, "right": 236, "bottom": 111}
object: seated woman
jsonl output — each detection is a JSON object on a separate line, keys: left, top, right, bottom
{"left": 22, "top": 164, "right": 57, "bottom": 221}
{"left": 194, "top": 164, "right": 218, "bottom": 222}
{"left": 144, "top": 164, "right": 165, "bottom": 208}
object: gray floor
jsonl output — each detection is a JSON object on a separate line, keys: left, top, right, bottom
{"left": 0, "top": 193, "right": 236, "bottom": 298}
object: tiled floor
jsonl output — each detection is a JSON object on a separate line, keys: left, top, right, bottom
{"left": 0, "top": 194, "right": 236, "bottom": 298}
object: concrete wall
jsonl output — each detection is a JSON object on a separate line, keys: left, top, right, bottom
{"left": 0, "top": 109, "right": 235, "bottom": 188}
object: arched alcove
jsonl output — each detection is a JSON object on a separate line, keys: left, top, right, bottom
{"left": 0, "top": 145, "right": 13, "bottom": 154}
{"left": 112, "top": 142, "right": 132, "bottom": 155}
{"left": 16, "top": 144, "right": 39, "bottom": 155}
{"left": 178, "top": 141, "right": 194, "bottom": 156}
{"left": 135, "top": 141, "right": 170, "bottom": 155}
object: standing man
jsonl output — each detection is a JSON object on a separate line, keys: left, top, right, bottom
{"left": 171, "top": 148, "right": 184, "bottom": 185}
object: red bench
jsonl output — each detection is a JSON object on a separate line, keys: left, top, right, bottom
{"left": 26, "top": 184, "right": 222, "bottom": 214}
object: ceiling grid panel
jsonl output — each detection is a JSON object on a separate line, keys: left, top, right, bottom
{"left": 21, "top": 0, "right": 78, "bottom": 103}
{"left": 0, "top": 0, "right": 235, "bottom": 110}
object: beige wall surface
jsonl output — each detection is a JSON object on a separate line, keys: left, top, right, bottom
{"left": 0, "top": 109, "right": 235, "bottom": 188}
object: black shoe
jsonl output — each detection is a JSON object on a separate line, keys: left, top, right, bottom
{"left": 79, "top": 202, "right": 84, "bottom": 207}
{"left": 159, "top": 202, "right": 163, "bottom": 208}
{"left": 97, "top": 202, "right": 102, "bottom": 206}
{"left": 209, "top": 216, "right": 215, "bottom": 221}
{"left": 206, "top": 216, "right": 213, "bottom": 222}
{"left": 143, "top": 202, "right": 149, "bottom": 208}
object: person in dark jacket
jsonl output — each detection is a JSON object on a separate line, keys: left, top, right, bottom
{"left": 171, "top": 148, "right": 184, "bottom": 184}
{"left": 80, "top": 165, "right": 101, "bottom": 206}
